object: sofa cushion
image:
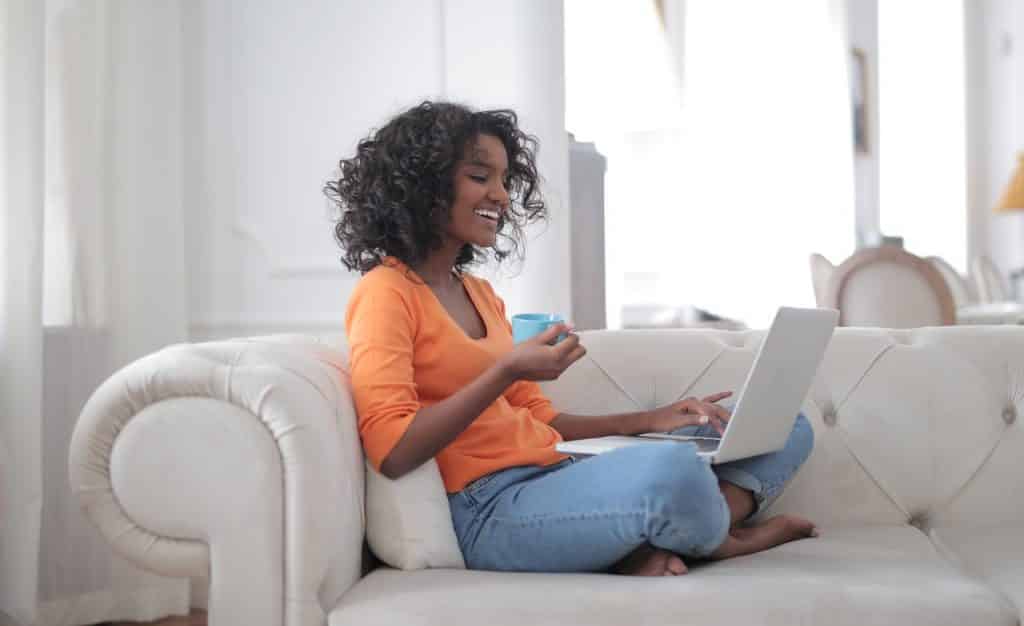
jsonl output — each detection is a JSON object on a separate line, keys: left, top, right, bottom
{"left": 329, "top": 526, "right": 1017, "bottom": 626}
{"left": 933, "top": 525, "right": 1023, "bottom": 616}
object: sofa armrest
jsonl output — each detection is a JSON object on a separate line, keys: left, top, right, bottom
{"left": 69, "top": 338, "right": 366, "bottom": 626}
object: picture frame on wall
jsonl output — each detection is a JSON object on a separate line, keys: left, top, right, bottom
{"left": 850, "top": 47, "right": 869, "bottom": 155}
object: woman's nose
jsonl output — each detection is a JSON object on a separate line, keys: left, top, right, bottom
{"left": 490, "top": 182, "right": 510, "bottom": 205}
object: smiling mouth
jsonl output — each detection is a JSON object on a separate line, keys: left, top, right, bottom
{"left": 474, "top": 209, "right": 500, "bottom": 226}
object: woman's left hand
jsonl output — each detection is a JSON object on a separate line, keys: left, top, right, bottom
{"left": 642, "top": 391, "right": 733, "bottom": 435}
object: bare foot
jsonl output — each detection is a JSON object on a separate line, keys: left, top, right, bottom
{"left": 710, "top": 515, "right": 818, "bottom": 561}
{"left": 613, "top": 544, "right": 688, "bottom": 576}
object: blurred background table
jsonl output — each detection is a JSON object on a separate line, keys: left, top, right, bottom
{"left": 956, "top": 301, "right": 1024, "bottom": 325}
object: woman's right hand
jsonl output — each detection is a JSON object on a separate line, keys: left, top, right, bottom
{"left": 500, "top": 323, "right": 586, "bottom": 382}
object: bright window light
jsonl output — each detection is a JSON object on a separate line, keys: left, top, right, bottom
{"left": 878, "top": 0, "right": 967, "bottom": 271}
{"left": 567, "top": 0, "right": 855, "bottom": 329}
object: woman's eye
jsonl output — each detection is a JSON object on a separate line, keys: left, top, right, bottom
{"left": 469, "top": 175, "right": 488, "bottom": 183}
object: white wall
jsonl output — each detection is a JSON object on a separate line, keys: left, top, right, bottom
{"left": 183, "top": 1, "right": 570, "bottom": 341}
{"left": 846, "top": 0, "right": 880, "bottom": 247}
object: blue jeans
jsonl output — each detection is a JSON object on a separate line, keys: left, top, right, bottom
{"left": 448, "top": 413, "right": 814, "bottom": 573}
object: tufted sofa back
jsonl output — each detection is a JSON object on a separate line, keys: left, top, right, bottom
{"left": 322, "top": 325, "right": 1024, "bottom": 531}
{"left": 535, "top": 327, "right": 1024, "bottom": 534}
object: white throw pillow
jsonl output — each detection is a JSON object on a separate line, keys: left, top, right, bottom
{"left": 364, "top": 458, "right": 466, "bottom": 570}
{"left": 324, "top": 331, "right": 464, "bottom": 570}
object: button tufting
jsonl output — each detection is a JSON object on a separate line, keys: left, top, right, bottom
{"left": 908, "top": 513, "right": 930, "bottom": 532}
{"left": 1003, "top": 405, "right": 1017, "bottom": 425}
{"left": 823, "top": 411, "right": 838, "bottom": 427}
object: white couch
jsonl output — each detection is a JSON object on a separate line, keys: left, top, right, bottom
{"left": 69, "top": 327, "right": 1024, "bottom": 626}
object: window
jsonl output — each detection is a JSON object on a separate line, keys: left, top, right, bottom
{"left": 566, "top": 0, "right": 855, "bottom": 328}
{"left": 878, "top": 0, "right": 967, "bottom": 270}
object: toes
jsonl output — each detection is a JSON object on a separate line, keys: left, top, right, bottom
{"left": 630, "top": 549, "right": 669, "bottom": 576}
{"left": 787, "top": 518, "right": 818, "bottom": 539}
{"left": 779, "top": 515, "right": 816, "bottom": 535}
{"left": 644, "top": 550, "right": 671, "bottom": 576}
{"left": 666, "top": 554, "right": 688, "bottom": 575}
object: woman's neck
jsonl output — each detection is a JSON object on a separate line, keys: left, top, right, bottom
{"left": 411, "top": 246, "right": 461, "bottom": 290}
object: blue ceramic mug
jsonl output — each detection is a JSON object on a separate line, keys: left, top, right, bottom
{"left": 511, "top": 313, "right": 567, "bottom": 344}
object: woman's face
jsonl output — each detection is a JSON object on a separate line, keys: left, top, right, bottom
{"left": 445, "top": 133, "right": 510, "bottom": 248}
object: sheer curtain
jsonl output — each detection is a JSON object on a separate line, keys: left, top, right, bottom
{"left": 3, "top": 1, "right": 191, "bottom": 624}
{"left": 1, "top": 2, "right": 45, "bottom": 624}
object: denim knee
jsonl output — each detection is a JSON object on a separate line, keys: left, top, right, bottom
{"left": 640, "top": 444, "right": 730, "bottom": 557}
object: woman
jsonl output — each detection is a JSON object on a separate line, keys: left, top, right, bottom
{"left": 327, "top": 101, "right": 817, "bottom": 576}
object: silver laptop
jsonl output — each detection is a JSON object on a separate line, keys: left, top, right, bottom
{"left": 555, "top": 307, "right": 838, "bottom": 464}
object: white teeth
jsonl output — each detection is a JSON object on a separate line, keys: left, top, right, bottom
{"left": 475, "top": 209, "right": 499, "bottom": 221}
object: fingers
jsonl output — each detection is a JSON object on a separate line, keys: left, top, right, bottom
{"left": 563, "top": 343, "right": 587, "bottom": 366}
{"left": 688, "top": 412, "right": 712, "bottom": 427}
{"left": 551, "top": 328, "right": 582, "bottom": 358}
{"left": 702, "top": 391, "right": 733, "bottom": 404}
{"left": 525, "top": 324, "right": 585, "bottom": 376}
{"left": 710, "top": 403, "right": 731, "bottom": 434}
{"left": 533, "top": 322, "right": 577, "bottom": 347}
{"left": 533, "top": 323, "right": 567, "bottom": 344}
{"left": 680, "top": 397, "right": 729, "bottom": 434}
{"left": 540, "top": 341, "right": 585, "bottom": 380}
{"left": 553, "top": 333, "right": 586, "bottom": 370}
{"left": 682, "top": 397, "right": 715, "bottom": 415}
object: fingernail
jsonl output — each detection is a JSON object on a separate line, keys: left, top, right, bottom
{"left": 699, "top": 415, "right": 709, "bottom": 424}
{"left": 811, "top": 528, "right": 819, "bottom": 538}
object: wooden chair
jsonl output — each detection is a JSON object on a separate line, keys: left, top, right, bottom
{"left": 926, "top": 255, "right": 973, "bottom": 309}
{"left": 826, "top": 247, "right": 955, "bottom": 328}
{"left": 808, "top": 253, "right": 835, "bottom": 308}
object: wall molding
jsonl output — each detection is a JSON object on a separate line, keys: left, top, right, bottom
{"left": 231, "top": 220, "right": 349, "bottom": 278}
{"left": 189, "top": 313, "right": 345, "bottom": 342}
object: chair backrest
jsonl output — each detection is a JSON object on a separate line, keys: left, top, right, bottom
{"left": 927, "top": 255, "right": 972, "bottom": 308}
{"left": 826, "top": 247, "right": 955, "bottom": 328}
{"left": 808, "top": 253, "right": 835, "bottom": 307}
{"left": 970, "top": 255, "right": 1009, "bottom": 303}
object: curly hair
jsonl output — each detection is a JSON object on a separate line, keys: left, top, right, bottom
{"left": 324, "top": 101, "right": 546, "bottom": 277}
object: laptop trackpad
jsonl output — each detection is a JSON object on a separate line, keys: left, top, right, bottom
{"left": 692, "top": 437, "right": 721, "bottom": 453}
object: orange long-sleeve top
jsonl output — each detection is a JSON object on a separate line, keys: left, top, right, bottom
{"left": 344, "top": 256, "right": 568, "bottom": 493}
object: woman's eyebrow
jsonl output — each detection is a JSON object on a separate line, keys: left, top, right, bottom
{"left": 466, "top": 158, "right": 507, "bottom": 175}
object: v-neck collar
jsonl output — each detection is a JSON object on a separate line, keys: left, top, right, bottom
{"left": 386, "top": 256, "right": 490, "bottom": 342}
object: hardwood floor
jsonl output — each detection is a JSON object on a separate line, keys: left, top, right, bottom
{"left": 110, "top": 609, "right": 206, "bottom": 626}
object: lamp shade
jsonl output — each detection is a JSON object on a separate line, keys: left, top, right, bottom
{"left": 996, "top": 153, "right": 1024, "bottom": 212}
